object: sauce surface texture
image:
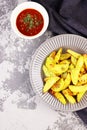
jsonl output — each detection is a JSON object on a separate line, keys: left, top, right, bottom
{"left": 16, "top": 9, "right": 44, "bottom": 36}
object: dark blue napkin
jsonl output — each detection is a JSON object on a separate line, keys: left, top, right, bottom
{"left": 32, "top": 0, "right": 87, "bottom": 125}
{"left": 32, "top": 0, "right": 87, "bottom": 37}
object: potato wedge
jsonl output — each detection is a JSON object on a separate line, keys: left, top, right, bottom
{"left": 49, "top": 51, "right": 56, "bottom": 58}
{"left": 77, "top": 91, "right": 86, "bottom": 102}
{"left": 60, "top": 60, "right": 70, "bottom": 65}
{"left": 80, "top": 65, "right": 86, "bottom": 74}
{"left": 44, "top": 77, "right": 49, "bottom": 82}
{"left": 72, "top": 92, "right": 78, "bottom": 96}
{"left": 45, "top": 57, "right": 55, "bottom": 69}
{"left": 43, "top": 76, "right": 59, "bottom": 93}
{"left": 71, "top": 56, "right": 77, "bottom": 66}
{"left": 71, "top": 56, "right": 84, "bottom": 85}
{"left": 63, "top": 73, "right": 71, "bottom": 89}
{"left": 60, "top": 53, "right": 71, "bottom": 60}
{"left": 76, "top": 56, "right": 84, "bottom": 70}
{"left": 61, "top": 72, "right": 68, "bottom": 79}
{"left": 42, "top": 65, "right": 56, "bottom": 77}
{"left": 69, "top": 85, "right": 87, "bottom": 92}
{"left": 51, "top": 78, "right": 64, "bottom": 92}
{"left": 42, "top": 65, "right": 51, "bottom": 77}
{"left": 68, "top": 63, "right": 74, "bottom": 73}
{"left": 49, "top": 89, "right": 55, "bottom": 95}
{"left": 51, "top": 73, "right": 71, "bottom": 92}
{"left": 55, "top": 48, "right": 62, "bottom": 63}
{"left": 83, "top": 54, "right": 87, "bottom": 69}
{"left": 79, "top": 74, "right": 87, "bottom": 85}
{"left": 62, "top": 89, "right": 76, "bottom": 104}
{"left": 71, "top": 68, "right": 79, "bottom": 85}
{"left": 67, "top": 49, "right": 81, "bottom": 58}
{"left": 54, "top": 92, "right": 67, "bottom": 104}
{"left": 51, "top": 63, "right": 69, "bottom": 75}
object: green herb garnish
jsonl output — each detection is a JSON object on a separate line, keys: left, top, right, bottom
{"left": 23, "top": 13, "right": 41, "bottom": 30}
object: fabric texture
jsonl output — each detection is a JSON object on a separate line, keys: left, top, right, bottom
{"left": 32, "top": 0, "right": 87, "bottom": 37}
{"left": 32, "top": 0, "right": 87, "bottom": 125}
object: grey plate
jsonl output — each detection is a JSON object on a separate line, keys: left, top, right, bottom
{"left": 29, "top": 34, "right": 87, "bottom": 111}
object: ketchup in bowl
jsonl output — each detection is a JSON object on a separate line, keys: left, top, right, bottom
{"left": 16, "top": 9, "right": 44, "bottom": 36}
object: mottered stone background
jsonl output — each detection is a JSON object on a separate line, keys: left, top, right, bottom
{"left": 0, "top": 0, "right": 86, "bottom": 130}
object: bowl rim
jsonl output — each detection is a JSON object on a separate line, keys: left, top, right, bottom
{"left": 10, "top": 1, "right": 49, "bottom": 39}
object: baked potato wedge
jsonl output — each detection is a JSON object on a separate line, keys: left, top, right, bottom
{"left": 55, "top": 48, "right": 62, "bottom": 63}
{"left": 67, "top": 49, "right": 81, "bottom": 58}
{"left": 83, "top": 54, "right": 87, "bottom": 70}
{"left": 79, "top": 74, "right": 87, "bottom": 85}
{"left": 77, "top": 91, "right": 86, "bottom": 102}
{"left": 61, "top": 72, "right": 68, "bottom": 79}
{"left": 71, "top": 56, "right": 83, "bottom": 85}
{"left": 69, "top": 85, "right": 87, "bottom": 92}
{"left": 43, "top": 76, "right": 59, "bottom": 93}
{"left": 51, "top": 62, "right": 69, "bottom": 75}
{"left": 49, "top": 51, "right": 56, "bottom": 58}
{"left": 62, "top": 89, "right": 76, "bottom": 104}
{"left": 54, "top": 92, "right": 67, "bottom": 104}
{"left": 63, "top": 73, "right": 71, "bottom": 89}
{"left": 51, "top": 78, "right": 64, "bottom": 92}
{"left": 60, "top": 53, "right": 71, "bottom": 60}
{"left": 45, "top": 57, "right": 55, "bottom": 69}
{"left": 71, "top": 56, "right": 77, "bottom": 66}
{"left": 42, "top": 65, "right": 55, "bottom": 77}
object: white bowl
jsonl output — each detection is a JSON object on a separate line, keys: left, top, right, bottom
{"left": 10, "top": 2, "right": 49, "bottom": 39}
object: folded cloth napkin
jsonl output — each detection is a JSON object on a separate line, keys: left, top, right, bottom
{"left": 32, "top": 0, "right": 87, "bottom": 37}
{"left": 32, "top": 0, "right": 87, "bottom": 125}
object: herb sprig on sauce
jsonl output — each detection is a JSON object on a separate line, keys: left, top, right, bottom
{"left": 23, "top": 14, "right": 42, "bottom": 30}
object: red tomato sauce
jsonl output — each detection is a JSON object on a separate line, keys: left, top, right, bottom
{"left": 16, "top": 9, "right": 44, "bottom": 36}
